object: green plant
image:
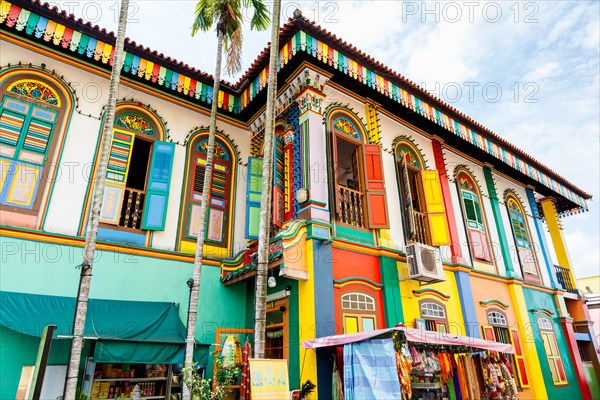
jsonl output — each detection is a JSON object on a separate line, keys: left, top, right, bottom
{"left": 182, "top": 351, "right": 240, "bottom": 400}
{"left": 213, "top": 349, "right": 240, "bottom": 387}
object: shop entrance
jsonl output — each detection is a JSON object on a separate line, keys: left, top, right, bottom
{"left": 265, "top": 298, "right": 288, "bottom": 360}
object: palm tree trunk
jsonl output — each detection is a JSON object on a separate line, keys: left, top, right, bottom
{"left": 63, "top": 1, "right": 129, "bottom": 399}
{"left": 253, "top": 0, "right": 282, "bottom": 359}
{"left": 182, "top": 28, "right": 225, "bottom": 400}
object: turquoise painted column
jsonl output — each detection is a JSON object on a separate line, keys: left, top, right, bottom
{"left": 483, "top": 166, "right": 515, "bottom": 277}
{"left": 525, "top": 188, "right": 558, "bottom": 288}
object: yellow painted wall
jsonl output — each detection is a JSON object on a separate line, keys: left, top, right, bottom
{"left": 578, "top": 275, "right": 600, "bottom": 294}
{"left": 298, "top": 239, "right": 318, "bottom": 398}
{"left": 398, "top": 263, "right": 465, "bottom": 334}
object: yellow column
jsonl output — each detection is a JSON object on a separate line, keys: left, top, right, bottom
{"left": 298, "top": 239, "right": 318, "bottom": 398}
{"left": 508, "top": 282, "right": 548, "bottom": 399}
{"left": 540, "top": 197, "right": 573, "bottom": 269}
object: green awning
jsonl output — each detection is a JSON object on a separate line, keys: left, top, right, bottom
{"left": 0, "top": 291, "right": 187, "bottom": 364}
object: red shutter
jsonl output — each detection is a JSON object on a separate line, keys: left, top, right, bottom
{"left": 363, "top": 144, "right": 389, "bottom": 228}
{"left": 510, "top": 329, "right": 530, "bottom": 387}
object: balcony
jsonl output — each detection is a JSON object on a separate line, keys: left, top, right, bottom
{"left": 555, "top": 265, "right": 578, "bottom": 295}
{"left": 336, "top": 185, "right": 365, "bottom": 228}
{"left": 412, "top": 210, "right": 428, "bottom": 244}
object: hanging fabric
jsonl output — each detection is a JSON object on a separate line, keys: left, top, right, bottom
{"left": 240, "top": 340, "right": 252, "bottom": 400}
{"left": 332, "top": 358, "right": 344, "bottom": 400}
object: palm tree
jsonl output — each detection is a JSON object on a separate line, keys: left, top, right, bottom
{"left": 253, "top": 0, "right": 281, "bottom": 359}
{"left": 63, "top": 1, "right": 130, "bottom": 399}
{"left": 184, "top": 0, "right": 268, "bottom": 398}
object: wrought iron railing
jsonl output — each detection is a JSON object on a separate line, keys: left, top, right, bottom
{"left": 555, "top": 265, "right": 578, "bottom": 294}
{"left": 413, "top": 210, "right": 428, "bottom": 244}
{"left": 336, "top": 185, "right": 365, "bottom": 228}
{"left": 119, "top": 188, "right": 145, "bottom": 230}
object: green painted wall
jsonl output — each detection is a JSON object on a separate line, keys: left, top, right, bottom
{"left": 584, "top": 363, "right": 600, "bottom": 400}
{"left": 0, "top": 326, "right": 91, "bottom": 399}
{"left": 0, "top": 236, "right": 251, "bottom": 394}
{"left": 522, "top": 288, "right": 582, "bottom": 399}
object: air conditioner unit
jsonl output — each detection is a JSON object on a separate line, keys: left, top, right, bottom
{"left": 406, "top": 243, "right": 445, "bottom": 283}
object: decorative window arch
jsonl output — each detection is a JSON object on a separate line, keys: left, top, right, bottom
{"left": 85, "top": 102, "right": 174, "bottom": 246}
{"left": 505, "top": 193, "right": 540, "bottom": 279}
{"left": 178, "top": 130, "right": 237, "bottom": 254}
{"left": 455, "top": 168, "right": 493, "bottom": 262}
{"left": 487, "top": 310, "right": 508, "bottom": 327}
{"left": 418, "top": 299, "right": 448, "bottom": 332}
{"left": 536, "top": 316, "right": 568, "bottom": 385}
{"left": 0, "top": 67, "right": 75, "bottom": 229}
{"left": 395, "top": 138, "right": 450, "bottom": 246}
{"left": 341, "top": 292, "right": 376, "bottom": 311}
{"left": 325, "top": 107, "right": 389, "bottom": 230}
{"left": 340, "top": 291, "right": 377, "bottom": 334}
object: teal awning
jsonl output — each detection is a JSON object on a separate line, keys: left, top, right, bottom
{"left": 0, "top": 291, "right": 187, "bottom": 364}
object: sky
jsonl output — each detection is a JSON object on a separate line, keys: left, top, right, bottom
{"left": 49, "top": 1, "right": 599, "bottom": 278}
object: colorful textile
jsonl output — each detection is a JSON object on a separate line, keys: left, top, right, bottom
{"left": 343, "top": 338, "right": 401, "bottom": 399}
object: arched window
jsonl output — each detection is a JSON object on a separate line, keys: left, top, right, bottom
{"left": 456, "top": 170, "right": 492, "bottom": 262}
{"left": 341, "top": 292, "right": 376, "bottom": 311}
{"left": 341, "top": 292, "right": 377, "bottom": 334}
{"left": 395, "top": 139, "right": 450, "bottom": 247}
{"left": 178, "top": 131, "right": 236, "bottom": 255}
{"left": 537, "top": 316, "right": 568, "bottom": 385}
{"left": 327, "top": 109, "right": 389, "bottom": 230}
{"left": 487, "top": 311, "right": 508, "bottom": 327}
{"left": 418, "top": 300, "right": 448, "bottom": 332}
{"left": 93, "top": 104, "right": 174, "bottom": 246}
{"left": 0, "top": 68, "right": 74, "bottom": 229}
{"left": 505, "top": 194, "right": 539, "bottom": 278}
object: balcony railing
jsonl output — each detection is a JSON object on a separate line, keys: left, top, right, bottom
{"left": 119, "top": 188, "right": 145, "bottom": 230}
{"left": 555, "top": 265, "right": 578, "bottom": 294}
{"left": 336, "top": 185, "right": 365, "bottom": 228}
{"left": 413, "top": 210, "right": 428, "bottom": 244}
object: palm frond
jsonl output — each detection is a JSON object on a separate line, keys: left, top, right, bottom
{"left": 191, "top": 0, "right": 215, "bottom": 36}
{"left": 247, "top": 0, "right": 270, "bottom": 31}
{"left": 225, "top": 26, "right": 243, "bottom": 76}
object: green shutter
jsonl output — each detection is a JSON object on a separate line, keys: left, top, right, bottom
{"left": 142, "top": 141, "right": 175, "bottom": 230}
{"left": 245, "top": 157, "right": 263, "bottom": 239}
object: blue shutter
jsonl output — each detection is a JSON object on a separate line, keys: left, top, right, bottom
{"left": 142, "top": 141, "right": 175, "bottom": 230}
{"left": 245, "top": 156, "right": 263, "bottom": 239}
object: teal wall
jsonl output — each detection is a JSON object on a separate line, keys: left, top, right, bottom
{"left": 0, "top": 236, "right": 250, "bottom": 395}
{"left": 522, "top": 288, "right": 582, "bottom": 399}
{"left": 0, "top": 326, "right": 90, "bottom": 400}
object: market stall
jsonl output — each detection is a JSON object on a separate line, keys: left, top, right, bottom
{"left": 303, "top": 325, "right": 517, "bottom": 400}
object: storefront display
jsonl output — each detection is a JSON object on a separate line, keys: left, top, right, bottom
{"left": 83, "top": 360, "right": 175, "bottom": 399}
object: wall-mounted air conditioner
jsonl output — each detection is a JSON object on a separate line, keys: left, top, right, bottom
{"left": 406, "top": 243, "right": 445, "bottom": 283}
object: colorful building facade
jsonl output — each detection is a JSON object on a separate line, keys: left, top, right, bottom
{"left": 0, "top": 1, "right": 598, "bottom": 399}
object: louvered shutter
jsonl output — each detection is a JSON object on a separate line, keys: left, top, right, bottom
{"left": 245, "top": 157, "right": 263, "bottom": 239}
{"left": 363, "top": 144, "right": 389, "bottom": 228}
{"left": 420, "top": 170, "right": 450, "bottom": 246}
{"left": 142, "top": 141, "right": 175, "bottom": 230}
{"left": 99, "top": 129, "right": 135, "bottom": 224}
{"left": 272, "top": 136, "right": 285, "bottom": 227}
{"left": 399, "top": 156, "right": 416, "bottom": 240}
{"left": 510, "top": 329, "right": 530, "bottom": 387}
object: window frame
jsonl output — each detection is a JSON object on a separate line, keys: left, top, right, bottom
{"left": 537, "top": 316, "right": 568, "bottom": 386}
{"left": 418, "top": 299, "right": 448, "bottom": 332}
{"left": 505, "top": 195, "right": 540, "bottom": 278}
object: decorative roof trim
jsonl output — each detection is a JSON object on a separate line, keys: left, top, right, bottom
{"left": 479, "top": 299, "right": 510, "bottom": 309}
{"left": 333, "top": 277, "right": 382, "bottom": 291}
{"left": 412, "top": 288, "right": 450, "bottom": 301}
{"left": 2, "top": 0, "right": 590, "bottom": 212}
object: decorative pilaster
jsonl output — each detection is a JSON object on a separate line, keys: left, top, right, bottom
{"left": 482, "top": 165, "right": 515, "bottom": 277}
{"left": 526, "top": 188, "right": 559, "bottom": 289}
{"left": 540, "top": 197, "right": 574, "bottom": 270}
{"left": 431, "top": 140, "right": 466, "bottom": 264}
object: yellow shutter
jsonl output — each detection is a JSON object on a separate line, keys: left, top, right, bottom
{"left": 344, "top": 316, "right": 359, "bottom": 334}
{"left": 420, "top": 170, "right": 451, "bottom": 246}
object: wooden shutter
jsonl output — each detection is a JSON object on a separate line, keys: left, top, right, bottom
{"left": 245, "top": 157, "right": 263, "bottom": 239}
{"left": 272, "top": 136, "right": 285, "bottom": 227}
{"left": 399, "top": 157, "right": 416, "bottom": 240}
{"left": 481, "top": 325, "right": 498, "bottom": 355}
{"left": 284, "top": 144, "right": 294, "bottom": 221}
{"left": 510, "top": 329, "right": 530, "bottom": 387}
{"left": 363, "top": 144, "right": 389, "bottom": 228}
{"left": 142, "top": 141, "right": 175, "bottom": 230}
{"left": 99, "top": 129, "right": 135, "bottom": 225}
{"left": 420, "top": 170, "right": 450, "bottom": 246}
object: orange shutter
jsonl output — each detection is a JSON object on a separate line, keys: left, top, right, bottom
{"left": 363, "top": 144, "right": 389, "bottom": 228}
{"left": 510, "top": 329, "right": 530, "bottom": 387}
{"left": 420, "top": 170, "right": 451, "bottom": 246}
